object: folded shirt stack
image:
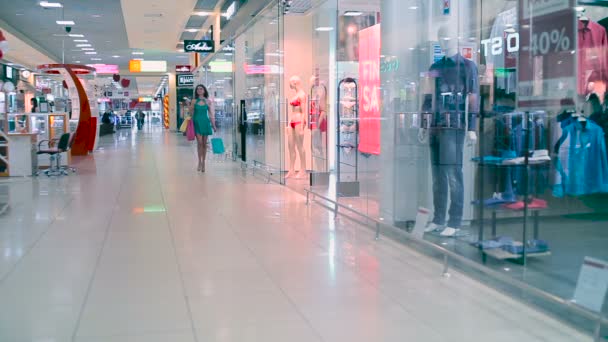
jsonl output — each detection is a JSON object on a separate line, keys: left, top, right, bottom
{"left": 473, "top": 237, "right": 550, "bottom": 255}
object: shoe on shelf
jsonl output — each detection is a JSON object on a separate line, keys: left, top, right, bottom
{"left": 529, "top": 149, "right": 551, "bottom": 164}
{"left": 424, "top": 223, "right": 443, "bottom": 233}
{"left": 440, "top": 227, "right": 460, "bottom": 237}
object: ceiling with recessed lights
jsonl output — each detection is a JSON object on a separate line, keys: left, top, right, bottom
{"left": 0, "top": 0, "right": 227, "bottom": 95}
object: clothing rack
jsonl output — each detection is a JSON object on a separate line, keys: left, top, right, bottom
{"left": 336, "top": 77, "right": 359, "bottom": 197}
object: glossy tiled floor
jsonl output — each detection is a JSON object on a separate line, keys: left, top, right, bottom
{"left": 0, "top": 127, "right": 591, "bottom": 341}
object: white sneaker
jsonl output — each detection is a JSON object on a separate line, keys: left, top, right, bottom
{"left": 440, "top": 227, "right": 460, "bottom": 237}
{"left": 424, "top": 223, "right": 443, "bottom": 233}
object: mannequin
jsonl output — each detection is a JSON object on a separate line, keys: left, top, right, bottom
{"left": 423, "top": 25, "right": 479, "bottom": 237}
{"left": 310, "top": 75, "right": 328, "bottom": 171}
{"left": 287, "top": 75, "right": 307, "bottom": 178}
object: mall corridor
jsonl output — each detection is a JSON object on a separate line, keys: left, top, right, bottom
{"left": 0, "top": 129, "right": 590, "bottom": 342}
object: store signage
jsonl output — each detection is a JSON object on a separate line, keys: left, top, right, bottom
{"left": 129, "top": 60, "right": 167, "bottom": 72}
{"left": 573, "top": 257, "right": 608, "bottom": 312}
{"left": 358, "top": 24, "right": 381, "bottom": 155}
{"left": 87, "top": 64, "right": 119, "bottom": 74}
{"left": 244, "top": 64, "right": 277, "bottom": 75}
{"left": 175, "top": 65, "right": 192, "bottom": 73}
{"left": 5, "top": 66, "right": 13, "bottom": 79}
{"left": 380, "top": 58, "right": 399, "bottom": 73}
{"left": 517, "top": 0, "right": 575, "bottom": 108}
{"left": 138, "top": 96, "right": 153, "bottom": 102}
{"left": 481, "top": 33, "right": 520, "bottom": 57}
{"left": 184, "top": 40, "right": 215, "bottom": 53}
{"left": 176, "top": 73, "right": 194, "bottom": 87}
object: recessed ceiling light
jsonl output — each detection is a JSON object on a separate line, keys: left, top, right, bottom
{"left": 16, "top": 13, "right": 24, "bottom": 16}
{"left": 133, "top": 58, "right": 144, "bottom": 61}
{"left": 112, "top": 55, "right": 120, "bottom": 58}
{"left": 73, "top": 39, "right": 88, "bottom": 42}
{"left": 132, "top": 52, "right": 144, "bottom": 55}
{"left": 68, "top": 34, "right": 84, "bottom": 37}
{"left": 85, "top": 52, "right": 97, "bottom": 54}
{"left": 74, "top": 60, "right": 81, "bottom": 63}
{"left": 91, "top": 14, "right": 102, "bottom": 18}
{"left": 76, "top": 44, "right": 91, "bottom": 47}
{"left": 343, "top": 11, "right": 362, "bottom": 16}
{"left": 56, "top": 20, "right": 75, "bottom": 25}
{"left": 194, "top": 11, "right": 211, "bottom": 16}
{"left": 409, "top": 6, "right": 419, "bottom": 10}
{"left": 315, "top": 27, "right": 334, "bottom": 32}
{"left": 91, "top": 58, "right": 102, "bottom": 61}
{"left": 185, "top": 28, "right": 199, "bottom": 33}
{"left": 40, "top": 1, "right": 63, "bottom": 8}
{"left": 81, "top": 48, "right": 95, "bottom": 51}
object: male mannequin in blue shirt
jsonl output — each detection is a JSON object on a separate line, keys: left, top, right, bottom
{"left": 423, "top": 26, "right": 479, "bottom": 237}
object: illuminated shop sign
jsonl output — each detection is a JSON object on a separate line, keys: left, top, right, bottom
{"left": 87, "top": 64, "right": 119, "bottom": 74}
{"left": 184, "top": 40, "right": 215, "bottom": 53}
{"left": 225, "top": 2, "right": 236, "bottom": 20}
{"left": 138, "top": 96, "right": 153, "bottom": 102}
{"left": 175, "top": 65, "right": 192, "bottom": 73}
{"left": 129, "top": 60, "right": 167, "bottom": 72}
{"left": 176, "top": 73, "right": 194, "bottom": 87}
{"left": 209, "top": 61, "right": 233, "bottom": 73}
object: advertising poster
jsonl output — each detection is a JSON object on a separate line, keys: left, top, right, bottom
{"left": 358, "top": 24, "right": 381, "bottom": 155}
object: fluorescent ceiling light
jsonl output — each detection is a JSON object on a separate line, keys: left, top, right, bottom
{"left": 315, "top": 27, "right": 334, "bottom": 32}
{"left": 344, "top": 11, "right": 362, "bottom": 16}
{"left": 91, "top": 58, "right": 102, "bottom": 61}
{"left": 85, "top": 52, "right": 97, "bottom": 54}
{"left": 91, "top": 14, "right": 102, "bottom": 18}
{"left": 194, "top": 11, "right": 211, "bottom": 16}
{"left": 74, "top": 60, "right": 81, "bottom": 63}
{"left": 56, "top": 20, "right": 75, "bottom": 25}
{"left": 81, "top": 48, "right": 95, "bottom": 51}
{"left": 40, "top": 1, "right": 63, "bottom": 8}
{"left": 409, "top": 6, "right": 419, "bottom": 10}
{"left": 112, "top": 55, "right": 120, "bottom": 58}
{"left": 73, "top": 39, "right": 88, "bottom": 42}
{"left": 76, "top": 44, "right": 91, "bottom": 47}
{"left": 133, "top": 58, "right": 144, "bottom": 61}
{"left": 185, "top": 28, "right": 199, "bottom": 32}
{"left": 132, "top": 52, "right": 144, "bottom": 55}
{"left": 68, "top": 34, "right": 84, "bottom": 37}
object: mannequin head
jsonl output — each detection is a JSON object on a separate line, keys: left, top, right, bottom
{"left": 289, "top": 75, "right": 302, "bottom": 91}
{"left": 437, "top": 25, "right": 458, "bottom": 55}
{"left": 310, "top": 75, "right": 319, "bottom": 87}
{"left": 588, "top": 71, "right": 607, "bottom": 103}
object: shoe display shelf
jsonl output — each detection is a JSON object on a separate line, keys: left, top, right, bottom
{"left": 473, "top": 110, "right": 551, "bottom": 265}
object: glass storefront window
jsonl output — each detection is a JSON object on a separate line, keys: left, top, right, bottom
{"left": 216, "top": 0, "right": 608, "bottom": 335}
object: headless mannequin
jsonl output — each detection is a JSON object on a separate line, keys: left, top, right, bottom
{"left": 424, "top": 25, "right": 479, "bottom": 237}
{"left": 310, "top": 75, "right": 328, "bottom": 171}
{"left": 287, "top": 76, "right": 307, "bottom": 178}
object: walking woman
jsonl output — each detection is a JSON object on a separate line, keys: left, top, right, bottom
{"left": 189, "top": 84, "right": 216, "bottom": 172}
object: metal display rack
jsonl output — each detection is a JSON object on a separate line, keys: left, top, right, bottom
{"left": 336, "top": 77, "right": 359, "bottom": 197}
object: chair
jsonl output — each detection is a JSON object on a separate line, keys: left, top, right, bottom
{"left": 58, "top": 133, "right": 77, "bottom": 174}
{"left": 37, "top": 132, "right": 71, "bottom": 177}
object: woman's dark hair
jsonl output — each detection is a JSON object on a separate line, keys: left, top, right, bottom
{"left": 194, "top": 84, "right": 209, "bottom": 99}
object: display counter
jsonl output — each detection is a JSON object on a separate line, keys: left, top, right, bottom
{"left": 6, "top": 113, "right": 70, "bottom": 168}
{"left": 5, "top": 133, "right": 38, "bottom": 177}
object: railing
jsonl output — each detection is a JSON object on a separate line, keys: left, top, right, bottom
{"left": 304, "top": 188, "right": 607, "bottom": 341}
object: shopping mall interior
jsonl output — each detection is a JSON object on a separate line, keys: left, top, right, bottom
{"left": 0, "top": 0, "right": 607, "bottom": 341}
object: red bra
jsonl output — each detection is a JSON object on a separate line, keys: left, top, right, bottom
{"left": 290, "top": 99, "right": 301, "bottom": 107}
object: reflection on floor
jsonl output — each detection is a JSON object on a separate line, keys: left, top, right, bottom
{"left": 0, "top": 127, "right": 593, "bottom": 341}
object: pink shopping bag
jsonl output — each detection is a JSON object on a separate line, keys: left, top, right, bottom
{"left": 186, "top": 119, "right": 195, "bottom": 141}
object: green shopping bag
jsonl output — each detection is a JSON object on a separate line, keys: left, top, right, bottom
{"left": 211, "top": 138, "right": 225, "bottom": 154}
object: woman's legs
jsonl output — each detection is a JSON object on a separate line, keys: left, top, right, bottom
{"left": 201, "top": 136, "right": 208, "bottom": 171}
{"left": 196, "top": 134, "right": 204, "bottom": 170}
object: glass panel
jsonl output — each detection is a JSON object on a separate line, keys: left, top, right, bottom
{"left": 232, "top": 3, "right": 284, "bottom": 183}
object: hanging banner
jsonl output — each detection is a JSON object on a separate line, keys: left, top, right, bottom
{"left": 517, "top": 0, "right": 576, "bottom": 109}
{"left": 184, "top": 40, "right": 215, "bottom": 53}
{"left": 358, "top": 24, "right": 381, "bottom": 155}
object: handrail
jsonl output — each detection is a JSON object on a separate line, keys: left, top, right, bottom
{"left": 304, "top": 188, "right": 608, "bottom": 331}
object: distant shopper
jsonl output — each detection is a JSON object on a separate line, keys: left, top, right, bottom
{"left": 136, "top": 110, "right": 145, "bottom": 130}
{"left": 188, "top": 84, "right": 216, "bottom": 172}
